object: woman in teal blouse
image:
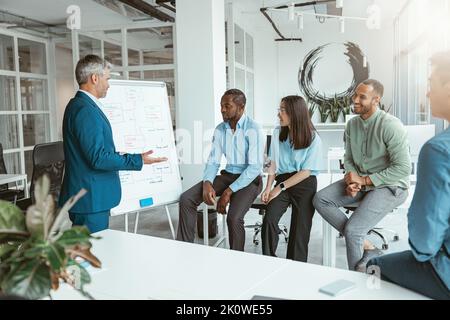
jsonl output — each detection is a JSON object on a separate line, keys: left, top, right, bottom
{"left": 261, "top": 95, "right": 323, "bottom": 262}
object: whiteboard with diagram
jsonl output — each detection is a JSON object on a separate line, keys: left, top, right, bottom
{"left": 99, "top": 80, "right": 182, "bottom": 216}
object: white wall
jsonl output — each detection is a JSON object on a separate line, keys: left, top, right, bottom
{"left": 230, "top": 0, "right": 397, "bottom": 127}
{"left": 229, "top": 0, "right": 398, "bottom": 171}
{"left": 254, "top": 18, "right": 394, "bottom": 127}
{"left": 176, "top": 0, "right": 226, "bottom": 189}
{"left": 54, "top": 45, "right": 76, "bottom": 140}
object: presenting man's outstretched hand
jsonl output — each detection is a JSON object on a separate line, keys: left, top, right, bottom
{"left": 141, "top": 150, "right": 168, "bottom": 165}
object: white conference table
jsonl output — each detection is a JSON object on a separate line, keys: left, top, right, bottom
{"left": 51, "top": 229, "right": 427, "bottom": 300}
{"left": 53, "top": 229, "right": 290, "bottom": 300}
{"left": 238, "top": 258, "right": 427, "bottom": 300}
{"left": 0, "top": 173, "right": 29, "bottom": 198}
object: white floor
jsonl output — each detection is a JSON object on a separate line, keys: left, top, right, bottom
{"left": 109, "top": 204, "right": 411, "bottom": 270}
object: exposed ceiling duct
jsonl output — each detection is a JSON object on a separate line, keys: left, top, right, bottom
{"left": 0, "top": 9, "right": 67, "bottom": 37}
{"left": 260, "top": 0, "right": 343, "bottom": 41}
{"left": 156, "top": 0, "right": 176, "bottom": 13}
{"left": 94, "top": 0, "right": 156, "bottom": 20}
{"left": 117, "top": 0, "right": 175, "bottom": 22}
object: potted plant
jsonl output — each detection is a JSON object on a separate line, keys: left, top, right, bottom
{"left": 307, "top": 100, "right": 318, "bottom": 119}
{"left": 380, "top": 103, "right": 392, "bottom": 113}
{"left": 317, "top": 101, "right": 330, "bottom": 123}
{"left": 341, "top": 96, "right": 353, "bottom": 118}
{"left": 329, "top": 95, "right": 342, "bottom": 123}
{"left": 0, "top": 175, "right": 101, "bottom": 300}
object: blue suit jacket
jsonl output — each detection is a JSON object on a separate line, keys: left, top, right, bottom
{"left": 59, "top": 91, "right": 143, "bottom": 213}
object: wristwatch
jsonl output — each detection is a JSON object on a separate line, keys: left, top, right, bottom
{"left": 279, "top": 182, "right": 286, "bottom": 191}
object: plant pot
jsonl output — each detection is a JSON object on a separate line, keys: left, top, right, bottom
{"left": 311, "top": 110, "right": 320, "bottom": 123}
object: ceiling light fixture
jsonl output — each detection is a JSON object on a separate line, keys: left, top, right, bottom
{"left": 298, "top": 14, "right": 304, "bottom": 29}
{"left": 288, "top": 3, "right": 295, "bottom": 21}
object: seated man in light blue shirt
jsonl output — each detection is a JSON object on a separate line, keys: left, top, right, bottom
{"left": 176, "top": 89, "right": 265, "bottom": 251}
{"left": 368, "top": 51, "right": 450, "bottom": 300}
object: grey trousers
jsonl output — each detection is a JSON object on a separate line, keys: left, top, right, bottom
{"left": 176, "top": 172, "right": 262, "bottom": 251}
{"left": 313, "top": 179, "right": 408, "bottom": 270}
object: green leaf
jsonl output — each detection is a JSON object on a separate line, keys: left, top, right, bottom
{"left": 26, "top": 194, "right": 55, "bottom": 239}
{"left": 21, "top": 238, "right": 51, "bottom": 259}
{"left": 0, "top": 200, "right": 26, "bottom": 232}
{"left": 0, "top": 243, "right": 19, "bottom": 260}
{"left": 20, "top": 241, "right": 66, "bottom": 272}
{"left": 0, "top": 200, "right": 29, "bottom": 244}
{"left": 1, "top": 259, "right": 52, "bottom": 300}
{"left": 45, "top": 243, "right": 66, "bottom": 271}
{"left": 0, "top": 231, "right": 29, "bottom": 245}
{"left": 55, "top": 226, "right": 97, "bottom": 248}
{"left": 79, "top": 261, "right": 91, "bottom": 285}
{"left": 25, "top": 206, "right": 45, "bottom": 238}
{"left": 33, "top": 175, "right": 50, "bottom": 204}
{"left": 66, "top": 258, "right": 92, "bottom": 285}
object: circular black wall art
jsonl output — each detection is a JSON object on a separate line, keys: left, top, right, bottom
{"left": 298, "top": 42, "right": 369, "bottom": 106}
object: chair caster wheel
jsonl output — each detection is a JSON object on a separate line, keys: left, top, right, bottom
{"left": 284, "top": 237, "right": 288, "bottom": 243}
{"left": 382, "top": 244, "right": 389, "bottom": 250}
{"left": 393, "top": 235, "right": 399, "bottom": 241}
{"left": 253, "top": 240, "right": 259, "bottom": 245}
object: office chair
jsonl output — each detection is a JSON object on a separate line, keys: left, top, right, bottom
{"left": 244, "top": 135, "right": 289, "bottom": 245}
{"left": 0, "top": 143, "right": 25, "bottom": 204}
{"left": 338, "top": 160, "right": 399, "bottom": 250}
{"left": 16, "top": 141, "right": 65, "bottom": 211}
{"left": 245, "top": 198, "right": 289, "bottom": 245}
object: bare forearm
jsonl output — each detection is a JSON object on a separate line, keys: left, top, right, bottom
{"left": 264, "top": 174, "right": 276, "bottom": 190}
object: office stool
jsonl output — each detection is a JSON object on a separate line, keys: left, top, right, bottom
{"left": 245, "top": 200, "right": 289, "bottom": 245}
{"left": 343, "top": 204, "right": 400, "bottom": 250}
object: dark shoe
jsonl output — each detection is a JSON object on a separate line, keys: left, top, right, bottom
{"left": 355, "top": 248, "right": 384, "bottom": 272}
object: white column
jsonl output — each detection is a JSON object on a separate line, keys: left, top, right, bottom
{"left": 175, "top": 0, "right": 226, "bottom": 190}
{"left": 71, "top": 29, "right": 79, "bottom": 91}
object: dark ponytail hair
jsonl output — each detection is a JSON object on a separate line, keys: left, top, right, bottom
{"left": 279, "top": 95, "right": 316, "bottom": 149}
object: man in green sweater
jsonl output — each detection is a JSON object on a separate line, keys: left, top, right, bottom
{"left": 313, "top": 79, "right": 411, "bottom": 271}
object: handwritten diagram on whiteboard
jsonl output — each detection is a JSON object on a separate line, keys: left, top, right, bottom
{"left": 100, "top": 80, "right": 182, "bottom": 216}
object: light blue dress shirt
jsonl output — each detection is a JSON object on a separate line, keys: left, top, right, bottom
{"left": 203, "top": 115, "right": 264, "bottom": 192}
{"left": 269, "top": 127, "right": 323, "bottom": 176}
{"left": 408, "top": 127, "right": 450, "bottom": 290}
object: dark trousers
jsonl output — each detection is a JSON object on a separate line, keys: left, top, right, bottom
{"left": 176, "top": 171, "right": 262, "bottom": 251}
{"left": 261, "top": 174, "right": 317, "bottom": 262}
{"left": 367, "top": 250, "right": 450, "bottom": 300}
{"left": 69, "top": 210, "right": 110, "bottom": 234}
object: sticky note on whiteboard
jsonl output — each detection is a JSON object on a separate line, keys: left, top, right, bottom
{"left": 139, "top": 197, "right": 154, "bottom": 208}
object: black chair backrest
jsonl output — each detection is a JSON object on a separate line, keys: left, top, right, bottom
{"left": 30, "top": 142, "right": 65, "bottom": 203}
{"left": 263, "top": 135, "right": 272, "bottom": 170}
{"left": 0, "top": 143, "right": 8, "bottom": 191}
{"left": 266, "top": 135, "right": 271, "bottom": 155}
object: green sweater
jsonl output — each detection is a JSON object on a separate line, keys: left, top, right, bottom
{"left": 344, "top": 109, "right": 411, "bottom": 189}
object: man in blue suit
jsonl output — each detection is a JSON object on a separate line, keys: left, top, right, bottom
{"left": 59, "top": 54, "right": 166, "bottom": 233}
